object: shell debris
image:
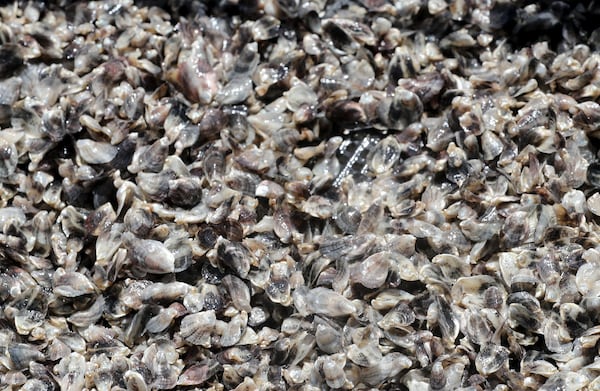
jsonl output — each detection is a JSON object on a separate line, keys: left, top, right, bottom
{"left": 0, "top": 0, "right": 600, "bottom": 389}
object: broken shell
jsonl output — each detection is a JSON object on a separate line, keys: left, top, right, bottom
{"left": 1, "top": 2, "right": 600, "bottom": 390}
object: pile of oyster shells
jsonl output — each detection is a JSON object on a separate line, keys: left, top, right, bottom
{"left": 1, "top": 0, "right": 600, "bottom": 389}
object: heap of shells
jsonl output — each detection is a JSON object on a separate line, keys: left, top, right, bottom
{"left": 1, "top": 0, "right": 600, "bottom": 389}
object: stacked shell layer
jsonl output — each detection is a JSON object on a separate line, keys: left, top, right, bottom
{"left": 1, "top": 0, "right": 600, "bottom": 390}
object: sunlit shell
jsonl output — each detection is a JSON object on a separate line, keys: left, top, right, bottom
{"left": 1, "top": 0, "right": 600, "bottom": 390}
{"left": 475, "top": 343, "right": 510, "bottom": 375}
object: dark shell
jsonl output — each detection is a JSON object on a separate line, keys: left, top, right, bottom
{"left": 326, "top": 100, "right": 367, "bottom": 129}
{"left": 0, "top": 44, "right": 24, "bottom": 77}
{"left": 587, "top": 162, "right": 600, "bottom": 188}
{"left": 124, "top": 207, "right": 155, "bottom": 237}
{"left": 168, "top": 177, "right": 203, "bottom": 207}
{"left": 217, "top": 239, "right": 252, "bottom": 278}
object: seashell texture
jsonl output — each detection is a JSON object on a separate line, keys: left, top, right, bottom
{"left": 1, "top": 0, "right": 600, "bottom": 389}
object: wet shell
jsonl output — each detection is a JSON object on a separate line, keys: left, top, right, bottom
{"left": 333, "top": 204, "right": 361, "bottom": 234}
{"left": 2, "top": 1, "right": 600, "bottom": 390}
{"left": 351, "top": 251, "right": 390, "bottom": 289}
{"left": 293, "top": 287, "right": 356, "bottom": 317}
{"left": 0, "top": 139, "right": 17, "bottom": 177}
{"left": 222, "top": 275, "right": 252, "bottom": 313}
{"left": 122, "top": 232, "right": 175, "bottom": 274}
{"left": 217, "top": 239, "right": 252, "bottom": 278}
{"left": 368, "top": 136, "right": 402, "bottom": 175}
{"left": 180, "top": 310, "right": 217, "bottom": 347}
{"left": 75, "top": 139, "right": 118, "bottom": 165}
{"left": 475, "top": 343, "right": 510, "bottom": 375}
